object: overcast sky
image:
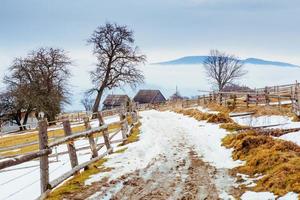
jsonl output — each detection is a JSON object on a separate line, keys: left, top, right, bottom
{"left": 1, "top": 0, "right": 300, "bottom": 62}
{"left": 1, "top": 0, "right": 300, "bottom": 109}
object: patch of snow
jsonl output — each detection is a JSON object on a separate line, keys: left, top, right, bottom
{"left": 278, "top": 192, "right": 298, "bottom": 200}
{"left": 241, "top": 190, "right": 298, "bottom": 200}
{"left": 219, "top": 191, "right": 235, "bottom": 200}
{"left": 268, "top": 100, "right": 292, "bottom": 106}
{"left": 279, "top": 131, "right": 300, "bottom": 146}
{"left": 241, "top": 191, "right": 277, "bottom": 200}
{"left": 237, "top": 173, "right": 264, "bottom": 187}
{"left": 232, "top": 115, "right": 290, "bottom": 127}
{"left": 90, "top": 115, "right": 120, "bottom": 128}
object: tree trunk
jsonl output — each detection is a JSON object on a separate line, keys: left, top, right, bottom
{"left": 22, "top": 110, "right": 30, "bottom": 130}
{"left": 47, "top": 112, "right": 56, "bottom": 126}
{"left": 14, "top": 115, "right": 23, "bottom": 131}
{"left": 92, "top": 88, "right": 104, "bottom": 119}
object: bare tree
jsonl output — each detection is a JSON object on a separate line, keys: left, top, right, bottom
{"left": 0, "top": 91, "right": 26, "bottom": 130}
{"left": 204, "top": 50, "right": 247, "bottom": 91}
{"left": 88, "top": 23, "right": 146, "bottom": 117}
{"left": 4, "top": 47, "right": 71, "bottom": 124}
{"left": 81, "top": 95, "right": 94, "bottom": 112}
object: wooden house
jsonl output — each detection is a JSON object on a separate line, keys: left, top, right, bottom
{"left": 133, "top": 90, "right": 166, "bottom": 104}
{"left": 102, "top": 95, "right": 131, "bottom": 110}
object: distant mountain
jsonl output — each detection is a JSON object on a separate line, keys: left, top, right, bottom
{"left": 153, "top": 56, "right": 299, "bottom": 67}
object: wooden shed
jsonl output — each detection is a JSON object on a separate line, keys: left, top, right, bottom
{"left": 133, "top": 90, "right": 166, "bottom": 104}
{"left": 102, "top": 95, "right": 130, "bottom": 110}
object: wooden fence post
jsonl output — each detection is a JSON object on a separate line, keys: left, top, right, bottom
{"left": 265, "top": 87, "right": 270, "bottom": 105}
{"left": 38, "top": 120, "right": 50, "bottom": 193}
{"left": 256, "top": 91, "right": 259, "bottom": 106}
{"left": 132, "top": 111, "right": 138, "bottom": 123}
{"left": 213, "top": 92, "right": 216, "bottom": 102}
{"left": 203, "top": 95, "right": 206, "bottom": 105}
{"left": 233, "top": 95, "right": 237, "bottom": 109}
{"left": 84, "top": 117, "right": 98, "bottom": 158}
{"left": 97, "top": 112, "right": 105, "bottom": 126}
{"left": 219, "top": 93, "right": 222, "bottom": 105}
{"left": 63, "top": 120, "right": 78, "bottom": 169}
{"left": 278, "top": 95, "right": 281, "bottom": 109}
{"left": 103, "top": 127, "right": 112, "bottom": 152}
{"left": 120, "top": 113, "right": 128, "bottom": 139}
{"left": 246, "top": 94, "right": 249, "bottom": 108}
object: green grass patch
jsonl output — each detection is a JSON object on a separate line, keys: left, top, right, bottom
{"left": 114, "top": 147, "right": 128, "bottom": 154}
{"left": 46, "top": 158, "right": 110, "bottom": 200}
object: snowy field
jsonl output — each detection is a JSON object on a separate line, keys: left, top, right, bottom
{"left": 0, "top": 115, "right": 120, "bottom": 200}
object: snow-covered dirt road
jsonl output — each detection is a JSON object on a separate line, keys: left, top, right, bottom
{"left": 85, "top": 110, "right": 242, "bottom": 200}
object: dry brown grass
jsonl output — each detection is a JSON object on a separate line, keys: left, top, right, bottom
{"left": 203, "top": 103, "right": 230, "bottom": 114}
{"left": 173, "top": 108, "right": 233, "bottom": 124}
{"left": 222, "top": 130, "right": 300, "bottom": 196}
{"left": 202, "top": 102, "right": 293, "bottom": 117}
{"left": 219, "top": 122, "right": 248, "bottom": 132}
{"left": 173, "top": 108, "right": 212, "bottom": 121}
{"left": 207, "top": 113, "right": 233, "bottom": 124}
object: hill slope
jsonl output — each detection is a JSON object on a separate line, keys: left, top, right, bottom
{"left": 154, "top": 56, "right": 299, "bottom": 67}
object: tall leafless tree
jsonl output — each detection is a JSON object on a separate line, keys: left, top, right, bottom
{"left": 88, "top": 23, "right": 146, "bottom": 117}
{"left": 3, "top": 47, "right": 71, "bottom": 125}
{"left": 204, "top": 50, "right": 247, "bottom": 91}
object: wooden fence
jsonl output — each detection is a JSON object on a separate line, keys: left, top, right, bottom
{"left": 0, "top": 110, "right": 139, "bottom": 199}
{"left": 149, "top": 82, "right": 300, "bottom": 116}
{"left": 56, "top": 106, "right": 127, "bottom": 123}
{"left": 202, "top": 82, "right": 300, "bottom": 113}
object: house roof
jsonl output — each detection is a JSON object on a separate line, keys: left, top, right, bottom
{"left": 103, "top": 95, "right": 130, "bottom": 106}
{"left": 133, "top": 90, "right": 165, "bottom": 103}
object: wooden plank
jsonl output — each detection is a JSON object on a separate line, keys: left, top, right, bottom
{"left": 48, "top": 125, "right": 108, "bottom": 148}
{"left": 0, "top": 149, "right": 51, "bottom": 170}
